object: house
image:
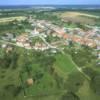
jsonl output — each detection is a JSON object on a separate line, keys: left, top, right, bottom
{"left": 16, "top": 34, "right": 31, "bottom": 49}
{"left": 98, "top": 53, "right": 100, "bottom": 59}
{"left": 51, "top": 49, "right": 57, "bottom": 53}
{"left": 34, "top": 42, "right": 49, "bottom": 51}
{"left": 2, "top": 33, "right": 14, "bottom": 41}
{"left": 2, "top": 44, "right": 7, "bottom": 48}
{"left": 16, "top": 34, "right": 29, "bottom": 43}
{"left": 30, "top": 28, "right": 39, "bottom": 36}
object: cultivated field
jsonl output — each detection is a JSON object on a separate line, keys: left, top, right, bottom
{"left": 55, "top": 11, "right": 100, "bottom": 24}
{"left": 0, "top": 16, "right": 26, "bottom": 23}
{"left": 60, "top": 12, "right": 99, "bottom": 18}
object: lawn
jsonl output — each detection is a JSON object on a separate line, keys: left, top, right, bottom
{"left": 54, "top": 53, "right": 77, "bottom": 77}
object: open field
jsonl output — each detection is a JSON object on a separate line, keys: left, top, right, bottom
{"left": 54, "top": 11, "right": 100, "bottom": 24}
{"left": 54, "top": 53, "right": 77, "bottom": 77}
{"left": 60, "top": 12, "right": 99, "bottom": 18}
{"left": 21, "top": 53, "right": 77, "bottom": 96}
{"left": 0, "top": 46, "right": 100, "bottom": 100}
{"left": 79, "top": 11, "right": 100, "bottom": 16}
{"left": 78, "top": 80, "right": 100, "bottom": 100}
{"left": 0, "top": 9, "right": 100, "bottom": 100}
{"left": 0, "top": 16, "right": 26, "bottom": 23}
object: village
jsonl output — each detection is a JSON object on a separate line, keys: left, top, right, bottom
{"left": 0, "top": 4, "right": 100, "bottom": 100}
{"left": 0, "top": 16, "right": 100, "bottom": 59}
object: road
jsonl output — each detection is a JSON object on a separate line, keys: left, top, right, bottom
{"left": 0, "top": 33, "right": 91, "bottom": 81}
{"left": 29, "top": 33, "right": 65, "bottom": 54}
{"left": 0, "top": 34, "right": 64, "bottom": 54}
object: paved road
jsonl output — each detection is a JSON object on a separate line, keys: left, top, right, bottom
{"left": 0, "top": 35, "right": 90, "bottom": 80}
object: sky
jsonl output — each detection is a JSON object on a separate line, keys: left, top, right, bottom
{"left": 0, "top": 0, "right": 100, "bottom": 5}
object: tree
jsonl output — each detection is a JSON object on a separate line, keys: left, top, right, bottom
{"left": 90, "top": 74, "right": 100, "bottom": 95}
{"left": 4, "top": 84, "right": 22, "bottom": 97}
{"left": 83, "top": 67, "right": 97, "bottom": 79}
{"left": 53, "top": 72, "right": 64, "bottom": 88}
{"left": 64, "top": 72, "right": 84, "bottom": 92}
{"left": 61, "top": 92, "right": 80, "bottom": 100}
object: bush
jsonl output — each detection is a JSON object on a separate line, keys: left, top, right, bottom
{"left": 61, "top": 92, "right": 80, "bottom": 100}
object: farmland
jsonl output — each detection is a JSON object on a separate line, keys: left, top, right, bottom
{"left": 54, "top": 11, "right": 100, "bottom": 24}
{"left": 0, "top": 16, "right": 26, "bottom": 23}
{"left": 0, "top": 7, "right": 100, "bottom": 100}
{"left": 0, "top": 46, "right": 79, "bottom": 100}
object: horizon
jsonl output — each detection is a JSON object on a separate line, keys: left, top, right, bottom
{"left": 0, "top": 0, "right": 100, "bottom": 5}
{"left": 0, "top": 4, "right": 100, "bottom": 6}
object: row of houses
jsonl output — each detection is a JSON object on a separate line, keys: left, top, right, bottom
{"left": 16, "top": 34, "right": 50, "bottom": 51}
{"left": 44, "top": 23, "right": 98, "bottom": 48}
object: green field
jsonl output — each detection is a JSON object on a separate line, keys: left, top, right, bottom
{"left": 0, "top": 9, "right": 100, "bottom": 100}
{"left": 20, "top": 53, "right": 77, "bottom": 97}
{"left": 0, "top": 46, "right": 100, "bottom": 100}
{"left": 54, "top": 53, "right": 77, "bottom": 77}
